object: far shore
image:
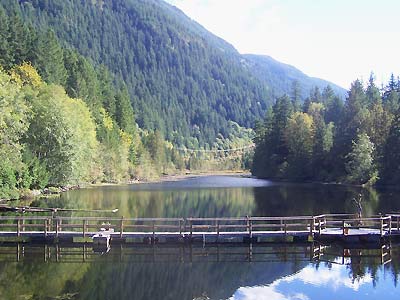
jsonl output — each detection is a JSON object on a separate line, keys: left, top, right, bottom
{"left": 90, "top": 170, "right": 252, "bottom": 187}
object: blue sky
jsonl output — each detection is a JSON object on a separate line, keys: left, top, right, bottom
{"left": 165, "top": 0, "right": 400, "bottom": 89}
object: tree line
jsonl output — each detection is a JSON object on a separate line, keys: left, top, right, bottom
{"left": 252, "top": 76, "right": 400, "bottom": 186}
{"left": 0, "top": 9, "right": 188, "bottom": 199}
{"left": 1, "top": 0, "right": 271, "bottom": 148}
{"left": 0, "top": 9, "right": 255, "bottom": 199}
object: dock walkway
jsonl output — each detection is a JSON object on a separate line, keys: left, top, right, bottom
{"left": 0, "top": 214, "right": 399, "bottom": 245}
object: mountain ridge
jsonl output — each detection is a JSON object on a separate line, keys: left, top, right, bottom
{"left": 242, "top": 54, "right": 346, "bottom": 99}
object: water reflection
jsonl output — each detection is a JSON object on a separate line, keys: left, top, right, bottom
{"left": 3, "top": 176, "right": 400, "bottom": 299}
{"left": 0, "top": 243, "right": 399, "bottom": 300}
{"left": 229, "top": 259, "right": 398, "bottom": 300}
{"left": 36, "top": 176, "right": 400, "bottom": 221}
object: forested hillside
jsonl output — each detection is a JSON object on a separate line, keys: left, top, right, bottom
{"left": 243, "top": 54, "right": 346, "bottom": 100}
{"left": 0, "top": 9, "right": 195, "bottom": 199}
{"left": 252, "top": 75, "right": 400, "bottom": 186}
{"left": 0, "top": 0, "right": 351, "bottom": 199}
{"left": 1, "top": 0, "right": 343, "bottom": 148}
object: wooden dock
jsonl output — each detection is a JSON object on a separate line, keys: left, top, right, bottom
{"left": 0, "top": 214, "right": 399, "bottom": 245}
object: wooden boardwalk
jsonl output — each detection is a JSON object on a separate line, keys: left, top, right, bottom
{"left": 0, "top": 214, "right": 399, "bottom": 245}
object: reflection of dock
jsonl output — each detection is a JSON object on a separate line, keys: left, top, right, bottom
{"left": 0, "top": 243, "right": 393, "bottom": 266}
{"left": 0, "top": 243, "right": 329, "bottom": 264}
{"left": 319, "top": 244, "right": 392, "bottom": 266}
{"left": 0, "top": 214, "right": 399, "bottom": 245}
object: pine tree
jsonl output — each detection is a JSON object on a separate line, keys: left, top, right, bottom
{"left": 115, "top": 84, "right": 135, "bottom": 134}
{"left": 0, "top": 8, "right": 11, "bottom": 68}
{"left": 381, "top": 110, "right": 400, "bottom": 184}
{"left": 366, "top": 73, "right": 381, "bottom": 107}
{"left": 35, "top": 30, "right": 67, "bottom": 85}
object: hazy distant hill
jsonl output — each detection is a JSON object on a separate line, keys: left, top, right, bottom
{"left": 243, "top": 54, "right": 346, "bottom": 99}
{"left": 3, "top": 0, "right": 345, "bottom": 146}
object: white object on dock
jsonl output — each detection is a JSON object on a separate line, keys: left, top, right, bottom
{"left": 92, "top": 227, "right": 114, "bottom": 247}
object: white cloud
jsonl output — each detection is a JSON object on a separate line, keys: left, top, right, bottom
{"left": 227, "top": 260, "right": 373, "bottom": 300}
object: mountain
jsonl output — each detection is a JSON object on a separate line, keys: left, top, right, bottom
{"left": 2, "top": 0, "right": 345, "bottom": 147}
{"left": 243, "top": 54, "right": 346, "bottom": 99}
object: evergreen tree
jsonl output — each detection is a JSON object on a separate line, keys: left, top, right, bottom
{"left": 35, "top": 30, "right": 67, "bottom": 85}
{"left": 115, "top": 84, "right": 135, "bottom": 134}
{"left": 381, "top": 109, "right": 400, "bottom": 184}
{"left": 0, "top": 8, "right": 11, "bottom": 68}
{"left": 366, "top": 73, "right": 381, "bottom": 107}
{"left": 290, "top": 80, "right": 302, "bottom": 111}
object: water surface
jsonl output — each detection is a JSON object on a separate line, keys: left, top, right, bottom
{"left": 1, "top": 175, "right": 400, "bottom": 299}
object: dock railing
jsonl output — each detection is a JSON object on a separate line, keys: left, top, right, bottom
{"left": 187, "top": 216, "right": 317, "bottom": 238}
{"left": 0, "top": 216, "right": 50, "bottom": 237}
{"left": 323, "top": 214, "right": 392, "bottom": 236}
{"left": 0, "top": 214, "right": 396, "bottom": 239}
{"left": 389, "top": 214, "right": 400, "bottom": 232}
{"left": 0, "top": 216, "right": 186, "bottom": 238}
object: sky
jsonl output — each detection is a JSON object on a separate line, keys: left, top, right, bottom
{"left": 165, "top": 0, "right": 400, "bottom": 89}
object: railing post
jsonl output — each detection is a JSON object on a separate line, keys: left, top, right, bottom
{"left": 249, "top": 218, "right": 252, "bottom": 238}
{"left": 247, "top": 216, "right": 252, "bottom": 238}
{"left": 380, "top": 217, "right": 384, "bottom": 237}
{"left": 310, "top": 217, "right": 314, "bottom": 236}
{"left": 44, "top": 219, "right": 47, "bottom": 237}
{"left": 342, "top": 220, "right": 346, "bottom": 236}
{"left": 319, "top": 217, "right": 321, "bottom": 235}
{"left": 120, "top": 217, "right": 124, "bottom": 238}
{"left": 397, "top": 216, "right": 399, "bottom": 231}
{"left": 179, "top": 219, "right": 182, "bottom": 235}
{"left": 284, "top": 220, "right": 287, "bottom": 236}
{"left": 152, "top": 220, "right": 155, "bottom": 243}
{"left": 83, "top": 220, "right": 86, "bottom": 238}
{"left": 56, "top": 218, "right": 59, "bottom": 238}
{"left": 17, "top": 218, "right": 20, "bottom": 237}
{"left": 389, "top": 216, "right": 392, "bottom": 235}
{"left": 216, "top": 220, "right": 220, "bottom": 240}
{"left": 190, "top": 219, "right": 193, "bottom": 239}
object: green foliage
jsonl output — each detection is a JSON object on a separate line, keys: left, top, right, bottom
{"left": 0, "top": 0, "right": 267, "bottom": 147}
{"left": 0, "top": 0, "right": 345, "bottom": 148}
{"left": 0, "top": 67, "right": 30, "bottom": 198}
{"left": 284, "top": 112, "right": 314, "bottom": 178}
{"left": 382, "top": 110, "right": 400, "bottom": 185}
{"left": 0, "top": 161, "right": 19, "bottom": 199}
{"left": 35, "top": 30, "right": 67, "bottom": 85}
{"left": 253, "top": 75, "right": 400, "bottom": 186}
{"left": 23, "top": 150, "right": 49, "bottom": 189}
{"left": 345, "top": 133, "right": 378, "bottom": 185}
{"left": 25, "top": 85, "right": 99, "bottom": 185}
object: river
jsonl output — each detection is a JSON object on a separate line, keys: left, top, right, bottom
{"left": 1, "top": 175, "right": 400, "bottom": 299}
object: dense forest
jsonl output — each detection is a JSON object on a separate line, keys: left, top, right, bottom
{"left": 252, "top": 75, "right": 400, "bottom": 186}
{"left": 0, "top": 8, "right": 256, "bottom": 199}
{"left": 0, "top": 0, "right": 343, "bottom": 148}
{"left": 0, "top": 9, "right": 187, "bottom": 199}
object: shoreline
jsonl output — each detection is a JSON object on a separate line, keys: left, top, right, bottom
{"left": 9, "top": 172, "right": 396, "bottom": 202}
{"left": 1, "top": 170, "right": 252, "bottom": 202}
{"left": 135, "top": 170, "right": 252, "bottom": 184}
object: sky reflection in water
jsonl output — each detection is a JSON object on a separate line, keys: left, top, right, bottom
{"left": 230, "top": 260, "right": 398, "bottom": 300}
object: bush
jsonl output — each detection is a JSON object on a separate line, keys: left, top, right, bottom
{"left": 0, "top": 162, "right": 19, "bottom": 199}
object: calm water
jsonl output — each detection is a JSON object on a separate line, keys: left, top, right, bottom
{"left": 2, "top": 175, "right": 400, "bottom": 300}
